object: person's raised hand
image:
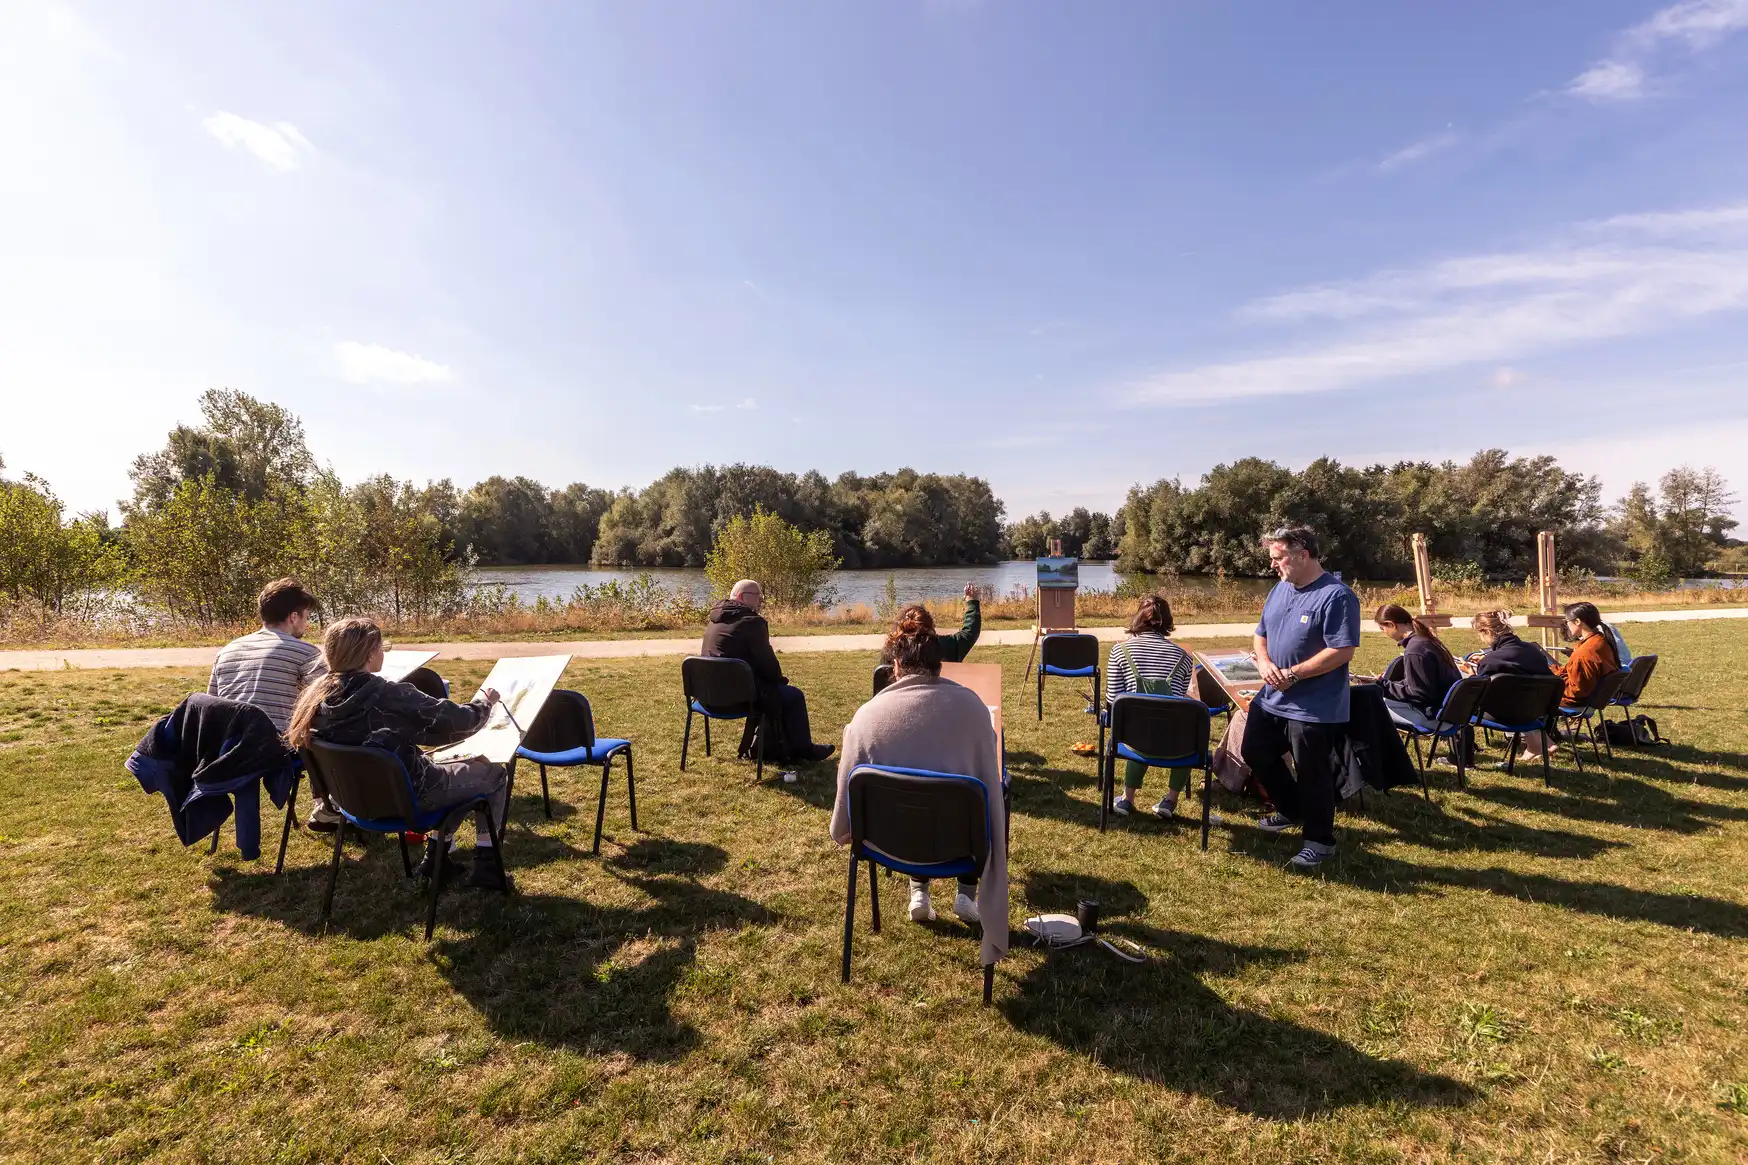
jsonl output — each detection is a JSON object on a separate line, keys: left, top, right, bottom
{"left": 963, "top": 584, "right": 977, "bottom": 601}
{"left": 479, "top": 687, "right": 502, "bottom": 708}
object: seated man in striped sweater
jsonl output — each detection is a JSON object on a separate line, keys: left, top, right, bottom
{"left": 207, "top": 578, "right": 333, "bottom": 829}
{"left": 1106, "top": 594, "right": 1196, "bottom": 820}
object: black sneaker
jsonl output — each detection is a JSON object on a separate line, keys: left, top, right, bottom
{"left": 413, "top": 838, "right": 463, "bottom": 884}
{"left": 468, "top": 848, "right": 511, "bottom": 892}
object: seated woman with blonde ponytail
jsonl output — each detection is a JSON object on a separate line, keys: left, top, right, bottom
{"left": 287, "top": 617, "right": 510, "bottom": 889}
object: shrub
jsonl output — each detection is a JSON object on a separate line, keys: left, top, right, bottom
{"left": 703, "top": 510, "right": 840, "bottom": 609}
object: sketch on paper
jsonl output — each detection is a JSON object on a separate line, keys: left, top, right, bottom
{"left": 430, "top": 655, "right": 570, "bottom": 764}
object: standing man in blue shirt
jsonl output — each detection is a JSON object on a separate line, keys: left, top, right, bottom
{"left": 1242, "top": 526, "right": 1361, "bottom": 871}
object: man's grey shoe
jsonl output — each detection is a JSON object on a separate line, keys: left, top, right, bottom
{"left": 1288, "top": 841, "right": 1335, "bottom": 871}
{"left": 1257, "top": 812, "right": 1297, "bottom": 834}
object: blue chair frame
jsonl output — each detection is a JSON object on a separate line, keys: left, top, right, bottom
{"left": 515, "top": 689, "right": 635, "bottom": 855}
{"left": 300, "top": 740, "right": 507, "bottom": 941}
{"left": 1557, "top": 667, "right": 1630, "bottom": 768}
{"left": 1391, "top": 674, "right": 1490, "bottom": 793}
{"left": 1036, "top": 633, "right": 1100, "bottom": 721}
{"left": 1096, "top": 694, "right": 1214, "bottom": 847}
{"left": 680, "top": 656, "right": 767, "bottom": 781}
{"left": 841, "top": 764, "right": 995, "bottom": 1003}
{"left": 1474, "top": 674, "right": 1566, "bottom": 787}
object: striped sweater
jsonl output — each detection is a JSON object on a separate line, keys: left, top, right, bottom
{"left": 1105, "top": 632, "right": 1193, "bottom": 703}
{"left": 207, "top": 628, "right": 326, "bottom": 733}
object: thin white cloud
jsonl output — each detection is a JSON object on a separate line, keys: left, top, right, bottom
{"left": 1490, "top": 366, "right": 1525, "bottom": 389}
{"left": 1129, "top": 202, "right": 1748, "bottom": 405}
{"left": 1566, "top": 0, "right": 1748, "bottom": 103}
{"left": 202, "top": 111, "right": 314, "bottom": 171}
{"left": 1565, "top": 60, "right": 1645, "bottom": 102}
{"left": 334, "top": 341, "right": 452, "bottom": 385}
{"left": 1376, "top": 129, "right": 1460, "bottom": 173}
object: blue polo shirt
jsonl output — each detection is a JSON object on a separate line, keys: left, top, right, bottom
{"left": 1254, "top": 572, "right": 1361, "bottom": 724}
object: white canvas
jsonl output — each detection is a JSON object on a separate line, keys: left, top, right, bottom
{"left": 431, "top": 654, "right": 571, "bottom": 764}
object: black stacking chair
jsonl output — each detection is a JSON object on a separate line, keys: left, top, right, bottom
{"left": 872, "top": 664, "right": 895, "bottom": 696}
{"left": 1097, "top": 694, "right": 1214, "bottom": 846}
{"left": 300, "top": 739, "right": 507, "bottom": 940}
{"left": 1609, "top": 655, "right": 1659, "bottom": 727}
{"left": 1037, "top": 633, "right": 1100, "bottom": 721}
{"left": 515, "top": 690, "right": 635, "bottom": 854}
{"left": 1559, "top": 668, "right": 1631, "bottom": 765}
{"left": 1475, "top": 675, "right": 1566, "bottom": 785}
{"left": 1393, "top": 674, "right": 1490, "bottom": 790}
{"left": 841, "top": 764, "right": 995, "bottom": 1004}
{"left": 403, "top": 666, "right": 449, "bottom": 701}
{"left": 680, "top": 657, "right": 767, "bottom": 780}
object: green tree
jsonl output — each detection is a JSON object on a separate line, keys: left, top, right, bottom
{"left": 703, "top": 509, "right": 840, "bottom": 609}
{"left": 126, "top": 389, "right": 314, "bottom": 513}
{"left": 0, "top": 473, "right": 125, "bottom": 614}
{"left": 125, "top": 476, "right": 309, "bottom": 624}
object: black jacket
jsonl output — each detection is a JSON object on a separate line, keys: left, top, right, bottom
{"left": 1475, "top": 633, "right": 1553, "bottom": 678}
{"left": 938, "top": 598, "right": 981, "bottom": 663}
{"left": 702, "top": 599, "right": 787, "bottom": 696}
{"left": 1379, "top": 635, "right": 1462, "bottom": 716}
{"left": 311, "top": 672, "right": 492, "bottom": 787}
{"left": 127, "top": 693, "right": 298, "bottom": 858}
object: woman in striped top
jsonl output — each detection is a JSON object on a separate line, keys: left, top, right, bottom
{"left": 1106, "top": 594, "right": 1196, "bottom": 820}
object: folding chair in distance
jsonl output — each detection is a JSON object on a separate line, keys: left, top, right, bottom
{"left": 516, "top": 689, "right": 635, "bottom": 854}
{"left": 680, "top": 656, "right": 768, "bottom": 781}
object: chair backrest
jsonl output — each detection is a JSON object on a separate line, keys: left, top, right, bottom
{"left": 1435, "top": 675, "right": 1491, "bottom": 727}
{"left": 1615, "top": 653, "right": 1658, "bottom": 702}
{"left": 1194, "top": 666, "right": 1231, "bottom": 710}
{"left": 872, "top": 664, "right": 895, "bottom": 696}
{"left": 521, "top": 689, "right": 595, "bottom": 752}
{"left": 403, "top": 666, "right": 449, "bottom": 702}
{"left": 1108, "top": 693, "right": 1211, "bottom": 764}
{"left": 300, "top": 739, "right": 417, "bottom": 822}
{"left": 682, "top": 656, "right": 758, "bottom": 714}
{"left": 1040, "top": 633, "right": 1099, "bottom": 671}
{"left": 1478, "top": 674, "right": 1564, "bottom": 728}
{"left": 846, "top": 765, "right": 990, "bottom": 874}
{"left": 1578, "top": 666, "right": 1630, "bottom": 712}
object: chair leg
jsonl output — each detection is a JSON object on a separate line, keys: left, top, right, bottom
{"left": 842, "top": 854, "right": 858, "bottom": 984}
{"left": 1416, "top": 747, "right": 1431, "bottom": 801}
{"left": 319, "top": 822, "right": 346, "bottom": 933}
{"left": 625, "top": 747, "right": 638, "bottom": 831}
{"left": 983, "top": 962, "right": 994, "bottom": 1006}
{"left": 1506, "top": 734, "right": 1520, "bottom": 775}
{"left": 1543, "top": 735, "right": 1554, "bottom": 786}
{"left": 399, "top": 832, "right": 412, "bottom": 877}
{"left": 1037, "top": 673, "right": 1044, "bottom": 721}
{"left": 275, "top": 772, "right": 299, "bottom": 875}
{"left": 1099, "top": 748, "right": 1112, "bottom": 833}
{"left": 1200, "top": 764, "right": 1212, "bottom": 851}
{"left": 704, "top": 716, "right": 712, "bottom": 758}
{"left": 208, "top": 829, "right": 220, "bottom": 855}
{"left": 540, "top": 763, "right": 552, "bottom": 820}
{"left": 755, "top": 718, "right": 765, "bottom": 782}
{"left": 1565, "top": 720, "right": 1584, "bottom": 774}
{"left": 1410, "top": 733, "right": 1425, "bottom": 771}
{"left": 425, "top": 836, "right": 448, "bottom": 941}
{"left": 593, "top": 759, "right": 611, "bottom": 856}
{"left": 680, "top": 707, "right": 693, "bottom": 771}
{"left": 868, "top": 859, "right": 880, "bottom": 933}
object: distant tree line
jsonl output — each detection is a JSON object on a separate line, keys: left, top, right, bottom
{"left": 1, "top": 392, "right": 1741, "bottom": 632}
{"left": 1116, "top": 451, "right": 1739, "bottom": 583}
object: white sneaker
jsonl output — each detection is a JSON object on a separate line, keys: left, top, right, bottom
{"left": 1111, "top": 796, "right": 1134, "bottom": 816}
{"left": 1151, "top": 794, "right": 1179, "bottom": 819}
{"left": 1288, "top": 841, "right": 1335, "bottom": 871}
{"left": 953, "top": 888, "right": 980, "bottom": 925}
{"left": 908, "top": 882, "right": 935, "bottom": 922}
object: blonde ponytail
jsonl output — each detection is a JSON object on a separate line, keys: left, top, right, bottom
{"left": 286, "top": 617, "right": 383, "bottom": 749}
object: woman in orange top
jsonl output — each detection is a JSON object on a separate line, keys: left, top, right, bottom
{"left": 1523, "top": 601, "right": 1621, "bottom": 760}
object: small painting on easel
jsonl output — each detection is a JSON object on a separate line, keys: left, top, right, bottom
{"left": 1037, "top": 556, "right": 1079, "bottom": 589}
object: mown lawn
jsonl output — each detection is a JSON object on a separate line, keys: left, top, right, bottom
{"left": 2, "top": 623, "right": 1746, "bottom": 1162}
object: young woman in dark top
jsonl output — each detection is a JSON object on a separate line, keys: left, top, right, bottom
{"left": 1465, "top": 610, "right": 1554, "bottom": 678}
{"left": 1363, "top": 603, "right": 1461, "bottom": 730}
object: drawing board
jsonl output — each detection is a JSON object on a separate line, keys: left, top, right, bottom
{"left": 1193, "top": 650, "right": 1265, "bottom": 711}
{"left": 376, "top": 650, "right": 439, "bottom": 683}
{"left": 430, "top": 654, "right": 570, "bottom": 765}
{"left": 941, "top": 661, "right": 1003, "bottom": 742}
{"left": 1036, "top": 556, "right": 1079, "bottom": 589}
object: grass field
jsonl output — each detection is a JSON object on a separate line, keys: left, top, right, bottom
{"left": 2, "top": 622, "right": 1747, "bottom": 1162}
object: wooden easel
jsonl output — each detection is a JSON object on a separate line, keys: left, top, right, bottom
{"left": 1409, "top": 533, "right": 1453, "bottom": 628}
{"left": 1528, "top": 530, "right": 1564, "bottom": 647}
{"left": 1024, "top": 539, "right": 1078, "bottom": 679}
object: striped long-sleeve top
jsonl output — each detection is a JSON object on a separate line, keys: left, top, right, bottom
{"left": 207, "top": 628, "right": 326, "bottom": 733}
{"left": 1105, "top": 632, "right": 1193, "bottom": 704}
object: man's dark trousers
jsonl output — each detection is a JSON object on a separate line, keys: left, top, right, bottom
{"left": 1241, "top": 704, "right": 1345, "bottom": 846}
{"left": 742, "top": 684, "right": 817, "bottom": 761}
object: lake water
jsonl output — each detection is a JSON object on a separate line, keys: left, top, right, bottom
{"left": 471, "top": 564, "right": 1743, "bottom": 610}
{"left": 473, "top": 561, "right": 1161, "bottom": 609}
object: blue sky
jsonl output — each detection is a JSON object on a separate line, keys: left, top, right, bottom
{"left": 4, "top": 0, "right": 1747, "bottom": 524}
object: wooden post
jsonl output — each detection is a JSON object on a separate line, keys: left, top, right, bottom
{"left": 1537, "top": 531, "right": 1557, "bottom": 649}
{"left": 1412, "top": 533, "right": 1435, "bottom": 616}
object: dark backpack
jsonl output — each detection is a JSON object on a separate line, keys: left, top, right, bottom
{"left": 1603, "top": 715, "right": 1665, "bottom": 747}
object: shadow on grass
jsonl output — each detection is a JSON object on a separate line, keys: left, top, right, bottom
{"left": 211, "top": 838, "right": 777, "bottom": 1061}
{"left": 1465, "top": 776, "right": 1748, "bottom": 835}
{"left": 1002, "top": 916, "right": 1476, "bottom": 1120}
